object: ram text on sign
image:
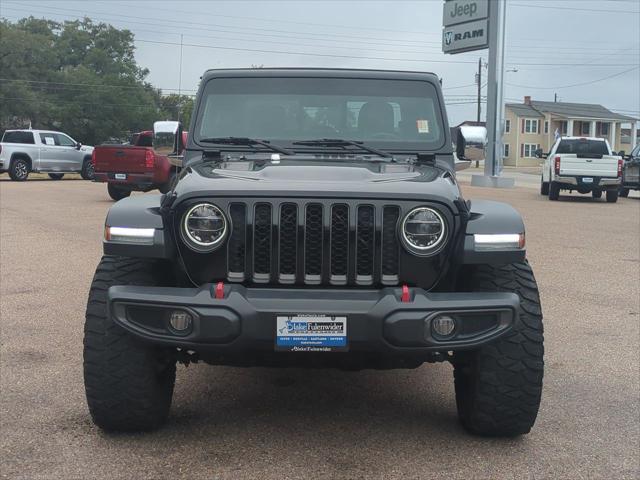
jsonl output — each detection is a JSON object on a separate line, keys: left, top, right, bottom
{"left": 443, "top": 0, "right": 489, "bottom": 27}
{"left": 442, "top": 18, "right": 488, "bottom": 54}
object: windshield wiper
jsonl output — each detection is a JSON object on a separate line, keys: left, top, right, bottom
{"left": 292, "top": 138, "right": 393, "bottom": 159}
{"left": 199, "top": 137, "right": 294, "bottom": 155}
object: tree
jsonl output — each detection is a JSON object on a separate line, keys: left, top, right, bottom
{"left": 0, "top": 17, "right": 172, "bottom": 144}
{"left": 159, "top": 94, "right": 195, "bottom": 130}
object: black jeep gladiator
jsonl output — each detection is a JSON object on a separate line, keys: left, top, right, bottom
{"left": 84, "top": 68, "right": 544, "bottom": 437}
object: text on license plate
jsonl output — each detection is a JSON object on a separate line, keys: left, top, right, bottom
{"left": 582, "top": 177, "right": 593, "bottom": 183}
{"left": 115, "top": 173, "right": 127, "bottom": 180}
{"left": 276, "top": 315, "right": 347, "bottom": 352}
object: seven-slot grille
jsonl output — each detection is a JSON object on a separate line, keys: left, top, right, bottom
{"left": 226, "top": 201, "right": 401, "bottom": 286}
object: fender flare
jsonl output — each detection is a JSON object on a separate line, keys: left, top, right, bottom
{"left": 10, "top": 152, "right": 33, "bottom": 170}
{"left": 459, "top": 200, "right": 526, "bottom": 265}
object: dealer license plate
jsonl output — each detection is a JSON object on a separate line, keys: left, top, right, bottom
{"left": 582, "top": 177, "right": 593, "bottom": 183}
{"left": 275, "top": 315, "right": 347, "bottom": 352}
{"left": 114, "top": 173, "right": 127, "bottom": 180}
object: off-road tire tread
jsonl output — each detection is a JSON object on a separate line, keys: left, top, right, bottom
{"left": 454, "top": 261, "right": 544, "bottom": 436}
{"left": 83, "top": 256, "right": 175, "bottom": 432}
{"left": 107, "top": 183, "right": 131, "bottom": 201}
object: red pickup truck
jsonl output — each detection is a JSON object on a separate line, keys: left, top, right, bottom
{"left": 92, "top": 130, "right": 186, "bottom": 200}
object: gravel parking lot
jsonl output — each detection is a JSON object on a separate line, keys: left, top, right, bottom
{"left": 1, "top": 177, "right": 638, "bottom": 479}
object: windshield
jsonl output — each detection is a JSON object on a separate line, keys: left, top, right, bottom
{"left": 194, "top": 77, "right": 445, "bottom": 151}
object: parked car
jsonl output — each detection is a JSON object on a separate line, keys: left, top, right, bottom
{"left": 538, "top": 136, "right": 622, "bottom": 202}
{"left": 84, "top": 68, "right": 544, "bottom": 437}
{"left": 92, "top": 129, "right": 186, "bottom": 201}
{"left": 619, "top": 144, "right": 639, "bottom": 197}
{"left": 0, "top": 129, "right": 94, "bottom": 181}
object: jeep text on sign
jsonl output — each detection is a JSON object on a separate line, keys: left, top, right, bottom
{"left": 443, "top": 0, "right": 489, "bottom": 27}
{"left": 442, "top": 18, "right": 489, "bottom": 54}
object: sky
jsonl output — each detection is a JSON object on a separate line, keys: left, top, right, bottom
{"left": 1, "top": 0, "right": 639, "bottom": 126}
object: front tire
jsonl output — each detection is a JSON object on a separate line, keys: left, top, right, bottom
{"left": 606, "top": 189, "right": 619, "bottom": 203}
{"left": 453, "top": 262, "right": 544, "bottom": 437}
{"left": 592, "top": 189, "right": 602, "bottom": 199}
{"left": 48, "top": 173, "right": 64, "bottom": 180}
{"left": 9, "top": 157, "right": 30, "bottom": 181}
{"left": 81, "top": 158, "right": 95, "bottom": 180}
{"left": 107, "top": 183, "right": 131, "bottom": 201}
{"left": 83, "top": 256, "right": 176, "bottom": 432}
{"left": 619, "top": 187, "right": 629, "bottom": 198}
{"left": 548, "top": 181, "right": 560, "bottom": 201}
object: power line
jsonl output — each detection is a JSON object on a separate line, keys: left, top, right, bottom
{"left": 511, "top": 2, "right": 640, "bottom": 14}
{"left": 506, "top": 66, "right": 639, "bottom": 90}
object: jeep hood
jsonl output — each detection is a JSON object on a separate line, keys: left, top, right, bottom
{"left": 173, "top": 159, "right": 462, "bottom": 209}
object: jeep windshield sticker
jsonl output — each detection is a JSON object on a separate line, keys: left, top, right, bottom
{"left": 276, "top": 315, "right": 348, "bottom": 352}
{"left": 417, "top": 120, "right": 430, "bottom": 133}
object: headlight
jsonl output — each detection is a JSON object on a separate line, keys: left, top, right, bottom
{"left": 181, "top": 203, "right": 227, "bottom": 252}
{"left": 400, "top": 207, "right": 447, "bottom": 256}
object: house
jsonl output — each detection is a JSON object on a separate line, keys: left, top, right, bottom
{"left": 503, "top": 96, "right": 638, "bottom": 167}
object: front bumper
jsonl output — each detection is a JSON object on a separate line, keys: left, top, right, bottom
{"left": 108, "top": 284, "right": 519, "bottom": 355}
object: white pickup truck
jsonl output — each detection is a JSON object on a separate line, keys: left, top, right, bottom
{"left": 539, "top": 136, "right": 622, "bottom": 203}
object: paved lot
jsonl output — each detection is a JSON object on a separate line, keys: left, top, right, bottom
{"left": 1, "top": 176, "right": 639, "bottom": 479}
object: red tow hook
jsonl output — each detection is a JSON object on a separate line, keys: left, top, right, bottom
{"left": 401, "top": 284, "right": 411, "bottom": 303}
{"left": 214, "top": 281, "right": 225, "bottom": 299}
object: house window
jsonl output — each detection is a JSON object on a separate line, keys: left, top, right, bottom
{"left": 505, "top": 119, "right": 511, "bottom": 133}
{"left": 599, "top": 122, "right": 610, "bottom": 136}
{"left": 581, "top": 122, "right": 591, "bottom": 136}
{"left": 521, "top": 143, "right": 540, "bottom": 158}
{"left": 504, "top": 143, "right": 510, "bottom": 157}
{"left": 544, "top": 121, "right": 549, "bottom": 134}
{"left": 524, "top": 118, "right": 539, "bottom": 134}
{"left": 559, "top": 121, "right": 568, "bottom": 135}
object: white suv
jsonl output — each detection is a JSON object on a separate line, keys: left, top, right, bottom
{"left": 0, "top": 129, "right": 94, "bottom": 181}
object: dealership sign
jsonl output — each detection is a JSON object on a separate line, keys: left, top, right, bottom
{"left": 442, "top": 0, "right": 489, "bottom": 54}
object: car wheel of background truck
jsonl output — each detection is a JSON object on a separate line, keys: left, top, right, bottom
{"left": 158, "top": 172, "right": 176, "bottom": 194}
{"left": 48, "top": 173, "right": 64, "bottom": 180}
{"left": 453, "top": 261, "right": 544, "bottom": 437}
{"left": 83, "top": 256, "right": 176, "bottom": 432}
{"left": 548, "top": 181, "right": 560, "bottom": 201}
{"left": 540, "top": 176, "right": 549, "bottom": 196}
{"left": 591, "top": 189, "right": 602, "bottom": 199}
{"left": 81, "top": 158, "right": 95, "bottom": 180}
{"left": 9, "top": 157, "right": 30, "bottom": 181}
{"left": 619, "top": 187, "right": 629, "bottom": 198}
{"left": 107, "top": 183, "right": 131, "bottom": 201}
{"left": 606, "top": 189, "right": 619, "bottom": 203}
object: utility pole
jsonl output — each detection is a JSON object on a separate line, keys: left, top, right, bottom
{"left": 476, "top": 57, "right": 482, "bottom": 123}
{"left": 554, "top": 92, "right": 557, "bottom": 103}
{"left": 177, "top": 33, "right": 184, "bottom": 122}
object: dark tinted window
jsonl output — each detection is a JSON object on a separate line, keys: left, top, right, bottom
{"left": 195, "top": 77, "right": 445, "bottom": 151}
{"left": 2, "top": 131, "right": 35, "bottom": 144}
{"left": 556, "top": 139, "right": 609, "bottom": 156}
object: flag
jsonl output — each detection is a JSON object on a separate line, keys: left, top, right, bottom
{"left": 554, "top": 128, "right": 560, "bottom": 141}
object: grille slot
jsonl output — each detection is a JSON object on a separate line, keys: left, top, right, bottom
{"left": 253, "top": 203, "right": 272, "bottom": 281}
{"left": 381, "top": 206, "right": 400, "bottom": 284}
{"left": 224, "top": 200, "right": 408, "bottom": 286}
{"left": 227, "top": 203, "right": 247, "bottom": 281}
{"left": 330, "top": 204, "right": 349, "bottom": 284}
{"left": 304, "top": 204, "right": 323, "bottom": 283}
{"left": 356, "top": 205, "right": 375, "bottom": 284}
{"left": 278, "top": 203, "right": 298, "bottom": 283}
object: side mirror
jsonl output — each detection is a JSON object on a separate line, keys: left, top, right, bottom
{"left": 456, "top": 126, "right": 486, "bottom": 163}
{"left": 75, "top": 142, "right": 82, "bottom": 150}
{"left": 153, "top": 120, "right": 184, "bottom": 167}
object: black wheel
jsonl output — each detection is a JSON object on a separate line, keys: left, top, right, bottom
{"left": 591, "top": 189, "right": 602, "bottom": 199}
{"left": 606, "top": 189, "right": 619, "bottom": 203}
{"left": 453, "top": 261, "right": 544, "bottom": 437}
{"left": 619, "top": 187, "right": 629, "bottom": 198}
{"left": 540, "top": 176, "right": 549, "bottom": 196}
{"left": 83, "top": 256, "right": 176, "bottom": 432}
{"left": 548, "top": 181, "right": 560, "bottom": 201}
{"left": 107, "top": 183, "right": 131, "bottom": 201}
{"left": 9, "top": 157, "right": 30, "bottom": 181}
{"left": 81, "top": 158, "right": 95, "bottom": 180}
{"left": 48, "top": 173, "right": 65, "bottom": 180}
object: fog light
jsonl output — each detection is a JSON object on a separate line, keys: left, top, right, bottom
{"left": 432, "top": 315, "right": 456, "bottom": 338}
{"left": 169, "top": 310, "right": 192, "bottom": 332}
